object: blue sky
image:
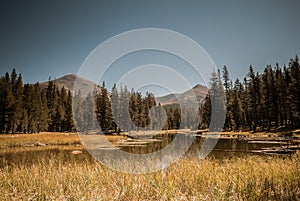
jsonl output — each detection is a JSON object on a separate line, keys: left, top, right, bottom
{"left": 0, "top": 0, "right": 299, "bottom": 94}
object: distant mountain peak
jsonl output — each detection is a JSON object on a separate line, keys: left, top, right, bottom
{"left": 41, "top": 74, "right": 208, "bottom": 103}
{"left": 59, "top": 73, "right": 77, "bottom": 79}
{"left": 193, "top": 84, "right": 207, "bottom": 89}
{"left": 156, "top": 84, "right": 208, "bottom": 106}
{"left": 41, "top": 74, "right": 101, "bottom": 97}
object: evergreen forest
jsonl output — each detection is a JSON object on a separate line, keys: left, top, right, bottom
{"left": 0, "top": 55, "right": 299, "bottom": 134}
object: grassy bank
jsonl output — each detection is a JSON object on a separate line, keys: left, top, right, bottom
{"left": 0, "top": 132, "right": 81, "bottom": 148}
{"left": 0, "top": 132, "right": 299, "bottom": 200}
{"left": 0, "top": 152, "right": 299, "bottom": 200}
{"left": 0, "top": 132, "right": 127, "bottom": 149}
{"left": 0, "top": 129, "right": 295, "bottom": 149}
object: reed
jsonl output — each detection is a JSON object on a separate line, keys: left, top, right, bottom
{"left": 1, "top": 150, "right": 299, "bottom": 200}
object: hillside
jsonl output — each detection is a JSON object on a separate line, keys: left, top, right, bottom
{"left": 40, "top": 74, "right": 208, "bottom": 104}
{"left": 40, "top": 74, "right": 101, "bottom": 97}
{"left": 156, "top": 84, "right": 208, "bottom": 105}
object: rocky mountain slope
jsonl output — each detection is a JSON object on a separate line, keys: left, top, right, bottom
{"left": 41, "top": 74, "right": 208, "bottom": 104}
{"left": 156, "top": 84, "right": 208, "bottom": 105}
{"left": 40, "top": 74, "right": 101, "bottom": 97}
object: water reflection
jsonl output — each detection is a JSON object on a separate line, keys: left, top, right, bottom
{"left": 118, "top": 134, "right": 261, "bottom": 157}
{"left": 1, "top": 133, "right": 294, "bottom": 167}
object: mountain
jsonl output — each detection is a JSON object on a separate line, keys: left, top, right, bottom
{"left": 156, "top": 84, "right": 208, "bottom": 105}
{"left": 40, "top": 74, "right": 101, "bottom": 97}
{"left": 40, "top": 74, "right": 208, "bottom": 104}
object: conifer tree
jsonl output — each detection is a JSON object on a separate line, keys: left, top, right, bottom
{"left": 96, "top": 82, "right": 113, "bottom": 132}
{"left": 0, "top": 73, "right": 14, "bottom": 133}
{"left": 46, "top": 78, "right": 58, "bottom": 132}
{"left": 73, "top": 90, "right": 84, "bottom": 132}
{"left": 111, "top": 84, "right": 120, "bottom": 133}
{"left": 119, "top": 85, "right": 131, "bottom": 132}
{"left": 63, "top": 91, "right": 74, "bottom": 132}
{"left": 11, "top": 72, "right": 23, "bottom": 133}
{"left": 287, "top": 55, "right": 300, "bottom": 127}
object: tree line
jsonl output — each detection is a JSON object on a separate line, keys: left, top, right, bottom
{"left": 0, "top": 69, "right": 74, "bottom": 133}
{"left": 73, "top": 83, "right": 203, "bottom": 133}
{"left": 73, "top": 83, "right": 158, "bottom": 133}
{"left": 200, "top": 55, "right": 300, "bottom": 132}
{"left": 1, "top": 55, "right": 299, "bottom": 134}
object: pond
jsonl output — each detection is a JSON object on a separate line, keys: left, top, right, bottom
{"left": 1, "top": 132, "right": 297, "bottom": 167}
{"left": 95, "top": 133, "right": 295, "bottom": 160}
{"left": 115, "top": 134, "right": 289, "bottom": 158}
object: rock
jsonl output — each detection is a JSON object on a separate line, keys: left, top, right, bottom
{"left": 35, "top": 142, "right": 47, "bottom": 146}
{"left": 25, "top": 143, "right": 35, "bottom": 147}
{"left": 71, "top": 150, "right": 82, "bottom": 155}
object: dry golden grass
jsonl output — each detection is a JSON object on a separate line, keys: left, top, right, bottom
{"left": 0, "top": 150, "right": 299, "bottom": 200}
{"left": 0, "top": 132, "right": 128, "bottom": 149}
{"left": 0, "top": 132, "right": 80, "bottom": 148}
{"left": 0, "top": 133, "right": 299, "bottom": 200}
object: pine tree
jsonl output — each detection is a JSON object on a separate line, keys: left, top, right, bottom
{"left": 222, "top": 66, "right": 230, "bottom": 92}
{"left": 166, "top": 107, "right": 174, "bottom": 129}
{"left": 96, "top": 82, "right": 113, "bottom": 132}
{"left": 283, "top": 65, "right": 292, "bottom": 127}
{"left": 53, "top": 87, "right": 67, "bottom": 132}
{"left": 209, "top": 69, "right": 225, "bottom": 131}
{"left": 129, "top": 90, "right": 138, "bottom": 130}
{"left": 247, "top": 66, "right": 260, "bottom": 131}
{"left": 287, "top": 55, "right": 300, "bottom": 127}
{"left": 144, "top": 92, "right": 156, "bottom": 128}
{"left": 63, "top": 91, "right": 74, "bottom": 132}
{"left": 275, "top": 64, "right": 286, "bottom": 126}
{"left": 149, "top": 103, "right": 167, "bottom": 130}
{"left": 200, "top": 95, "right": 211, "bottom": 129}
{"left": 38, "top": 87, "right": 48, "bottom": 132}
{"left": 23, "top": 83, "right": 45, "bottom": 133}
{"left": 19, "top": 109, "right": 28, "bottom": 133}
{"left": 0, "top": 73, "right": 14, "bottom": 133}
{"left": 222, "top": 66, "right": 235, "bottom": 130}
{"left": 24, "top": 84, "right": 36, "bottom": 133}
{"left": 136, "top": 92, "right": 144, "bottom": 128}
{"left": 46, "top": 78, "right": 58, "bottom": 132}
{"left": 232, "top": 79, "right": 243, "bottom": 130}
{"left": 119, "top": 85, "right": 131, "bottom": 132}
{"left": 73, "top": 90, "right": 84, "bottom": 132}
{"left": 11, "top": 72, "right": 24, "bottom": 133}
{"left": 111, "top": 84, "right": 120, "bottom": 133}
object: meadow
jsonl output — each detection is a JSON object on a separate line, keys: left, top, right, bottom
{"left": 0, "top": 133, "right": 299, "bottom": 200}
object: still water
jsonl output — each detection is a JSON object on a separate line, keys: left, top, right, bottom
{"left": 115, "top": 133, "right": 287, "bottom": 159}
{"left": 1, "top": 133, "right": 290, "bottom": 167}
